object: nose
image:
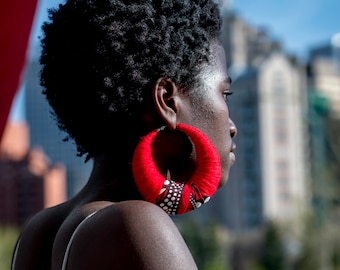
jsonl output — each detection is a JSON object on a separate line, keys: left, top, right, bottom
{"left": 229, "top": 118, "right": 237, "bottom": 138}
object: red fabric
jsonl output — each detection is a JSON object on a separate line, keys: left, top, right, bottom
{"left": 132, "top": 124, "right": 221, "bottom": 215}
{"left": 0, "top": 0, "right": 38, "bottom": 140}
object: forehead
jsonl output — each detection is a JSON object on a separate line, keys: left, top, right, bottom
{"left": 199, "top": 43, "right": 229, "bottom": 88}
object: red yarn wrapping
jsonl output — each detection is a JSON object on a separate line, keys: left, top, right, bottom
{"left": 132, "top": 124, "right": 221, "bottom": 214}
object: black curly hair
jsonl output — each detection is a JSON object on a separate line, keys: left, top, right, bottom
{"left": 40, "top": 0, "right": 222, "bottom": 161}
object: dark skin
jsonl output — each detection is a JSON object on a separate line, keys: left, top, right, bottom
{"left": 12, "top": 43, "right": 237, "bottom": 270}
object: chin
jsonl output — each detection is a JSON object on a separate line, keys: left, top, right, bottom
{"left": 218, "top": 170, "right": 230, "bottom": 187}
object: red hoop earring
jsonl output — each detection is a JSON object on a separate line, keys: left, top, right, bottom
{"left": 132, "top": 123, "right": 221, "bottom": 215}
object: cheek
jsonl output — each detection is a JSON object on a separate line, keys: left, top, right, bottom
{"left": 214, "top": 107, "right": 231, "bottom": 151}
{"left": 214, "top": 108, "right": 232, "bottom": 177}
{"left": 203, "top": 112, "right": 231, "bottom": 169}
{"left": 197, "top": 99, "right": 229, "bottom": 144}
{"left": 189, "top": 97, "right": 231, "bottom": 156}
{"left": 190, "top": 104, "right": 232, "bottom": 186}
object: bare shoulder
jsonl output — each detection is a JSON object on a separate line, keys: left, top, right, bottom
{"left": 12, "top": 202, "right": 71, "bottom": 270}
{"left": 64, "top": 200, "right": 198, "bottom": 270}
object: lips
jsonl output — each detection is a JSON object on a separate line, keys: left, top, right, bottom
{"left": 231, "top": 142, "right": 236, "bottom": 152}
{"left": 229, "top": 142, "right": 236, "bottom": 165}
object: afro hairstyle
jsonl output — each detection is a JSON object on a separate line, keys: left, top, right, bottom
{"left": 40, "top": 0, "right": 222, "bottom": 161}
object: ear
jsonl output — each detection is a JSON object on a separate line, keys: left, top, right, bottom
{"left": 152, "top": 77, "right": 179, "bottom": 130}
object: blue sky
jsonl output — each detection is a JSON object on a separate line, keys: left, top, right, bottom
{"left": 29, "top": 0, "right": 340, "bottom": 60}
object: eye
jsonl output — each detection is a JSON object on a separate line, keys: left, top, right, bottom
{"left": 223, "top": 91, "right": 233, "bottom": 102}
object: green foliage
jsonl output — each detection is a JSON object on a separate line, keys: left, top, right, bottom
{"left": 332, "top": 243, "right": 340, "bottom": 270}
{"left": 293, "top": 211, "right": 340, "bottom": 270}
{"left": 293, "top": 213, "right": 319, "bottom": 270}
{"left": 293, "top": 239, "right": 319, "bottom": 270}
{"left": 261, "top": 221, "right": 286, "bottom": 270}
{"left": 178, "top": 219, "right": 230, "bottom": 270}
{"left": 0, "top": 226, "right": 20, "bottom": 270}
{"left": 245, "top": 260, "right": 266, "bottom": 270}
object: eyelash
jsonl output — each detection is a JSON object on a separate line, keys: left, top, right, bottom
{"left": 223, "top": 91, "right": 233, "bottom": 102}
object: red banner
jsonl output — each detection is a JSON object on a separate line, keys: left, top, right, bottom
{"left": 0, "top": 0, "right": 38, "bottom": 140}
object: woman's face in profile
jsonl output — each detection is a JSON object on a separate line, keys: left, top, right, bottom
{"left": 180, "top": 43, "right": 237, "bottom": 186}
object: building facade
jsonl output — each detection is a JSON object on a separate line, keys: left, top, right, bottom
{"left": 0, "top": 122, "right": 66, "bottom": 226}
{"left": 257, "top": 54, "right": 308, "bottom": 225}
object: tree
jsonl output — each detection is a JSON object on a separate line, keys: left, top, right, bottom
{"left": 261, "top": 221, "right": 286, "bottom": 270}
{"left": 0, "top": 226, "right": 20, "bottom": 270}
{"left": 178, "top": 218, "right": 231, "bottom": 270}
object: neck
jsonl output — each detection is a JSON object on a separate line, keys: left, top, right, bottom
{"left": 79, "top": 154, "right": 142, "bottom": 202}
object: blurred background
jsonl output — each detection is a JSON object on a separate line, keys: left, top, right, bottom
{"left": 1, "top": 0, "right": 340, "bottom": 269}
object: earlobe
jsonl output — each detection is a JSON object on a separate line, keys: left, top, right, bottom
{"left": 152, "top": 77, "right": 179, "bottom": 130}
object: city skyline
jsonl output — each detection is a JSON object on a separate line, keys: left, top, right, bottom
{"left": 232, "top": 0, "right": 340, "bottom": 61}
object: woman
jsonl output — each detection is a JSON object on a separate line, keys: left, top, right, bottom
{"left": 12, "top": 0, "right": 237, "bottom": 269}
